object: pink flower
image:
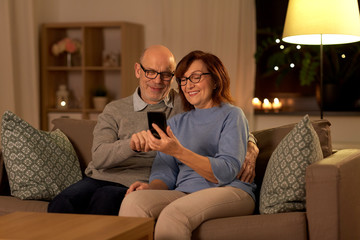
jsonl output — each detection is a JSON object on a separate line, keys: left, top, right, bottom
{"left": 64, "top": 38, "right": 77, "bottom": 53}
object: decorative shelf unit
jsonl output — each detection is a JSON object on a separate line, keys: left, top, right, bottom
{"left": 40, "top": 22, "right": 144, "bottom": 130}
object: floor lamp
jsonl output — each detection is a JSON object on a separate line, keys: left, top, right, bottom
{"left": 282, "top": 0, "right": 360, "bottom": 119}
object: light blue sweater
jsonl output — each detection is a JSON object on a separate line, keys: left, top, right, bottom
{"left": 150, "top": 103, "right": 256, "bottom": 200}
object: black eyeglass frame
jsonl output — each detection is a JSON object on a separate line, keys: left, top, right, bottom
{"left": 139, "top": 63, "right": 174, "bottom": 81}
{"left": 176, "top": 72, "right": 211, "bottom": 86}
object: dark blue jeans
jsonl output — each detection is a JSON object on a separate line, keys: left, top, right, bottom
{"left": 48, "top": 177, "right": 128, "bottom": 215}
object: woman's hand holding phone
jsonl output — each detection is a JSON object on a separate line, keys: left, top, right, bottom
{"left": 147, "top": 123, "right": 183, "bottom": 157}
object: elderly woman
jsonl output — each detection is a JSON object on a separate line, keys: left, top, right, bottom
{"left": 119, "top": 50, "right": 256, "bottom": 240}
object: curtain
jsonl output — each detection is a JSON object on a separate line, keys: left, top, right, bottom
{"left": 162, "top": 0, "right": 256, "bottom": 129}
{"left": 0, "top": 0, "right": 40, "bottom": 139}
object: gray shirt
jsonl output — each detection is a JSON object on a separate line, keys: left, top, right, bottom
{"left": 85, "top": 88, "right": 182, "bottom": 187}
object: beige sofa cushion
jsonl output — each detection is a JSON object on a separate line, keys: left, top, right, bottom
{"left": 52, "top": 118, "right": 97, "bottom": 172}
{"left": 0, "top": 196, "right": 48, "bottom": 216}
{"left": 193, "top": 212, "right": 307, "bottom": 240}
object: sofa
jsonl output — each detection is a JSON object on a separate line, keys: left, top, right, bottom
{"left": 1, "top": 117, "right": 360, "bottom": 240}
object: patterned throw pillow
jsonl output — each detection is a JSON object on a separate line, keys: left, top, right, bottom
{"left": 259, "top": 115, "right": 323, "bottom": 214}
{"left": 1, "top": 111, "right": 82, "bottom": 200}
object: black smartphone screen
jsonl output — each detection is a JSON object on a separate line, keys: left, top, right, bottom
{"left": 147, "top": 111, "right": 168, "bottom": 139}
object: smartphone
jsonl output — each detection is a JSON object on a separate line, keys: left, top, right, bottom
{"left": 147, "top": 111, "right": 168, "bottom": 139}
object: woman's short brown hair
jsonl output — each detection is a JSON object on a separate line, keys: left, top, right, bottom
{"left": 175, "top": 50, "right": 235, "bottom": 111}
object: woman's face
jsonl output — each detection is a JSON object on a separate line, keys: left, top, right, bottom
{"left": 180, "top": 60, "right": 216, "bottom": 109}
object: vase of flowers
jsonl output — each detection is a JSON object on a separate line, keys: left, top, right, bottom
{"left": 52, "top": 37, "right": 81, "bottom": 66}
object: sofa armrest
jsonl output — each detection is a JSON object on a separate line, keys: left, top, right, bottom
{"left": 306, "top": 149, "right": 360, "bottom": 240}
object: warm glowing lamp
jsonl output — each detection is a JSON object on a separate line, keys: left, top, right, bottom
{"left": 282, "top": 0, "right": 360, "bottom": 118}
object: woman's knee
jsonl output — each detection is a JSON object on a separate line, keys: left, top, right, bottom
{"left": 119, "top": 190, "right": 154, "bottom": 217}
{"left": 119, "top": 190, "right": 184, "bottom": 218}
{"left": 155, "top": 204, "right": 192, "bottom": 240}
{"left": 154, "top": 188, "right": 255, "bottom": 239}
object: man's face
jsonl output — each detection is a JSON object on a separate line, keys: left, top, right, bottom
{"left": 135, "top": 48, "right": 175, "bottom": 104}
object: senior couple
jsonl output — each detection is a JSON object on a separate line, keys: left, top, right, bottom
{"left": 49, "top": 45, "right": 259, "bottom": 240}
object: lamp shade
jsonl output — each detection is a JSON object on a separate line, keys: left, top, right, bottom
{"left": 282, "top": 0, "right": 360, "bottom": 45}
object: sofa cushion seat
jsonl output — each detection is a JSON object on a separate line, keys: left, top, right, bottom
{"left": 0, "top": 196, "right": 48, "bottom": 216}
{"left": 192, "top": 212, "right": 307, "bottom": 240}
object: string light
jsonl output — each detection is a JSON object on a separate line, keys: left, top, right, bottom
{"left": 274, "top": 66, "right": 279, "bottom": 71}
{"left": 296, "top": 45, "right": 301, "bottom": 49}
{"left": 275, "top": 39, "right": 280, "bottom": 43}
{"left": 290, "top": 63, "right": 295, "bottom": 68}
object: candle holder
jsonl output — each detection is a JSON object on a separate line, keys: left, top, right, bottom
{"left": 56, "top": 85, "right": 69, "bottom": 109}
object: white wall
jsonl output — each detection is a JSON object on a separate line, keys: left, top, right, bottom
{"left": 35, "top": 0, "right": 165, "bottom": 48}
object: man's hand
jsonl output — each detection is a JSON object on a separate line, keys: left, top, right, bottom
{"left": 130, "top": 130, "right": 152, "bottom": 152}
{"left": 238, "top": 141, "right": 259, "bottom": 183}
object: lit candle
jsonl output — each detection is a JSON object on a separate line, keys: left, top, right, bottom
{"left": 262, "top": 98, "right": 272, "bottom": 112}
{"left": 252, "top": 97, "right": 262, "bottom": 110}
{"left": 272, "top": 98, "right": 282, "bottom": 112}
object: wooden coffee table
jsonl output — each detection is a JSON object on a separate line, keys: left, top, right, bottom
{"left": 0, "top": 212, "right": 154, "bottom": 240}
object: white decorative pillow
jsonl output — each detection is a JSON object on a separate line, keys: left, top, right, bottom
{"left": 259, "top": 115, "right": 323, "bottom": 214}
{"left": 1, "top": 111, "right": 82, "bottom": 200}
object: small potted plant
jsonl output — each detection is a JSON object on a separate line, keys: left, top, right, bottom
{"left": 93, "top": 87, "right": 108, "bottom": 111}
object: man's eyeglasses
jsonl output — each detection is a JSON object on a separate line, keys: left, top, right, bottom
{"left": 140, "top": 64, "right": 174, "bottom": 81}
{"left": 176, "top": 72, "right": 211, "bottom": 86}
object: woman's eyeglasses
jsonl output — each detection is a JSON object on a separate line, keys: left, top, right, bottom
{"left": 176, "top": 72, "right": 211, "bottom": 86}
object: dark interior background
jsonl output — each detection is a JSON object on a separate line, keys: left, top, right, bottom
{"left": 255, "top": 0, "right": 360, "bottom": 112}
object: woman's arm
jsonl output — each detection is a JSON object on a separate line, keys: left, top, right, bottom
{"left": 148, "top": 108, "right": 249, "bottom": 185}
{"left": 147, "top": 124, "right": 217, "bottom": 183}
